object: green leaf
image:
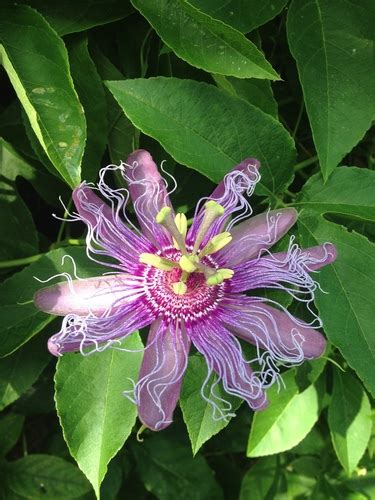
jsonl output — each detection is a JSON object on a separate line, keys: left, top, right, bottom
{"left": 67, "top": 34, "right": 107, "bottom": 182}
{"left": 180, "top": 355, "right": 240, "bottom": 455}
{"left": 0, "top": 5, "right": 86, "bottom": 188}
{"left": 55, "top": 334, "right": 143, "bottom": 498}
{"left": 296, "top": 167, "right": 375, "bottom": 221}
{"left": 132, "top": 0, "right": 279, "bottom": 80}
{"left": 298, "top": 211, "right": 375, "bottom": 397}
{"left": 132, "top": 432, "right": 223, "bottom": 500}
{"left": 247, "top": 370, "right": 320, "bottom": 457}
{"left": 287, "top": 0, "right": 375, "bottom": 179}
{"left": 20, "top": 0, "right": 133, "bottom": 36}
{"left": 0, "top": 333, "right": 50, "bottom": 411}
{"left": 106, "top": 77, "right": 296, "bottom": 196}
{"left": 0, "top": 247, "right": 104, "bottom": 357}
{"left": 213, "top": 74, "right": 278, "bottom": 118}
{"left": 190, "top": 0, "right": 289, "bottom": 33}
{"left": 0, "top": 179, "right": 38, "bottom": 261}
{"left": 328, "top": 371, "right": 372, "bottom": 475}
{"left": 0, "top": 413, "right": 24, "bottom": 456}
{"left": 3, "top": 454, "right": 91, "bottom": 499}
{"left": 239, "top": 456, "right": 278, "bottom": 500}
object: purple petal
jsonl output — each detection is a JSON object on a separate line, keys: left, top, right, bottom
{"left": 217, "top": 208, "right": 298, "bottom": 266}
{"left": 272, "top": 243, "right": 337, "bottom": 271}
{"left": 229, "top": 242, "right": 337, "bottom": 294}
{"left": 137, "top": 320, "right": 190, "bottom": 431}
{"left": 187, "top": 158, "right": 261, "bottom": 249}
{"left": 220, "top": 298, "right": 326, "bottom": 360}
{"left": 124, "top": 150, "right": 173, "bottom": 247}
{"left": 73, "top": 184, "right": 152, "bottom": 272}
{"left": 46, "top": 298, "right": 155, "bottom": 356}
{"left": 34, "top": 274, "right": 143, "bottom": 316}
{"left": 190, "top": 319, "right": 268, "bottom": 412}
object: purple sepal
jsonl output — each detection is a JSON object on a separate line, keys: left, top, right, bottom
{"left": 137, "top": 320, "right": 190, "bottom": 431}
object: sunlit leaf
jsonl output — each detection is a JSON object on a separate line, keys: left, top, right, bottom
{"left": 328, "top": 371, "right": 372, "bottom": 475}
{"left": 55, "top": 334, "right": 143, "bottom": 497}
{"left": 0, "top": 5, "right": 86, "bottom": 187}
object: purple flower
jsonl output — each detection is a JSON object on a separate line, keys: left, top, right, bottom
{"left": 34, "top": 150, "right": 336, "bottom": 431}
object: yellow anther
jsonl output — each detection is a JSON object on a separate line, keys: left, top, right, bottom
{"left": 139, "top": 253, "right": 176, "bottom": 271}
{"left": 179, "top": 255, "right": 198, "bottom": 273}
{"left": 193, "top": 201, "right": 225, "bottom": 254}
{"left": 206, "top": 268, "right": 234, "bottom": 286}
{"left": 205, "top": 200, "right": 225, "bottom": 216}
{"left": 199, "top": 232, "right": 232, "bottom": 257}
{"left": 156, "top": 206, "right": 172, "bottom": 224}
{"left": 173, "top": 213, "right": 188, "bottom": 249}
{"left": 172, "top": 282, "right": 187, "bottom": 295}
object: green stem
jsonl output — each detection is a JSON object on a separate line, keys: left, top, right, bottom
{"left": 292, "top": 100, "right": 305, "bottom": 139}
{"left": 294, "top": 155, "right": 318, "bottom": 172}
{"left": 0, "top": 253, "right": 43, "bottom": 269}
{"left": 56, "top": 198, "right": 73, "bottom": 243}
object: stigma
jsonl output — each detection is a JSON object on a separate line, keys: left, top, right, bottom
{"left": 139, "top": 202, "right": 234, "bottom": 295}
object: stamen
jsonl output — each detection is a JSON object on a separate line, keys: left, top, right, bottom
{"left": 156, "top": 207, "right": 188, "bottom": 255}
{"left": 206, "top": 268, "right": 234, "bottom": 286}
{"left": 193, "top": 201, "right": 225, "bottom": 254}
{"left": 179, "top": 255, "right": 199, "bottom": 273}
{"left": 173, "top": 213, "right": 188, "bottom": 249}
{"left": 139, "top": 253, "right": 177, "bottom": 271}
{"left": 199, "top": 232, "right": 232, "bottom": 258}
{"left": 172, "top": 282, "right": 187, "bottom": 295}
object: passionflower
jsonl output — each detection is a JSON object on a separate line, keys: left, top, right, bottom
{"left": 34, "top": 150, "right": 336, "bottom": 431}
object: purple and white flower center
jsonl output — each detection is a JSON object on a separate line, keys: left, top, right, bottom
{"left": 141, "top": 247, "right": 226, "bottom": 323}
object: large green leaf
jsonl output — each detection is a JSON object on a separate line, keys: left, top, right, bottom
{"left": 55, "top": 334, "right": 143, "bottom": 498}
{"left": 247, "top": 370, "right": 320, "bottom": 457}
{"left": 0, "top": 247, "right": 104, "bottom": 357}
{"left": 3, "top": 454, "right": 91, "bottom": 499}
{"left": 13, "top": 0, "right": 133, "bottom": 36}
{"left": 0, "top": 5, "right": 86, "bottom": 187}
{"left": 296, "top": 167, "right": 375, "bottom": 221}
{"left": 298, "top": 211, "right": 375, "bottom": 397}
{"left": 67, "top": 34, "right": 107, "bottom": 182}
{"left": 132, "top": 0, "right": 279, "bottom": 80}
{"left": 191, "top": 0, "right": 289, "bottom": 34}
{"left": 132, "top": 432, "right": 223, "bottom": 500}
{"left": 0, "top": 333, "right": 50, "bottom": 410}
{"left": 328, "top": 371, "right": 372, "bottom": 475}
{"left": 180, "top": 355, "right": 240, "bottom": 455}
{"left": 287, "top": 0, "right": 375, "bottom": 180}
{"left": 106, "top": 77, "right": 296, "bottom": 196}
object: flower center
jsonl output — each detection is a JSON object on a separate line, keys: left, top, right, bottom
{"left": 139, "top": 202, "right": 234, "bottom": 296}
{"left": 141, "top": 247, "right": 226, "bottom": 323}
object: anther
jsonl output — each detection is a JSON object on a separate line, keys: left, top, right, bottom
{"left": 199, "top": 232, "right": 232, "bottom": 258}
{"left": 173, "top": 213, "right": 188, "bottom": 249}
{"left": 172, "top": 282, "right": 187, "bottom": 295}
{"left": 206, "top": 268, "right": 234, "bottom": 286}
{"left": 179, "top": 255, "right": 198, "bottom": 273}
{"left": 156, "top": 206, "right": 188, "bottom": 255}
{"left": 193, "top": 201, "right": 225, "bottom": 254}
{"left": 139, "top": 253, "right": 177, "bottom": 271}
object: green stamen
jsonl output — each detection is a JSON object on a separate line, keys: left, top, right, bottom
{"left": 139, "top": 253, "right": 177, "bottom": 271}
{"left": 156, "top": 206, "right": 188, "bottom": 255}
{"left": 179, "top": 255, "right": 198, "bottom": 273}
{"left": 199, "top": 231, "right": 232, "bottom": 258}
{"left": 206, "top": 268, "right": 234, "bottom": 286}
{"left": 173, "top": 213, "right": 188, "bottom": 249}
{"left": 172, "top": 282, "right": 187, "bottom": 295}
{"left": 193, "top": 201, "right": 225, "bottom": 254}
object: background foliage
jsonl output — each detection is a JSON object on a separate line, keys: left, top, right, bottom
{"left": 0, "top": 1, "right": 374, "bottom": 498}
